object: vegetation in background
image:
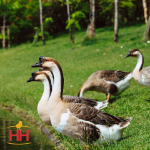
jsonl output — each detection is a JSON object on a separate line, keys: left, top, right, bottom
{"left": 0, "top": 0, "right": 146, "bottom": 46}
{"left": 66, "top": 11, "right": 86, "bottom": 43}
{"left": 0, "top": 24, "right": 150, "bottom": 149}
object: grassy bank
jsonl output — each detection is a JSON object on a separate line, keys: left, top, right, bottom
{"left": 0, "top": 24, "right": 150, "bottom": 149}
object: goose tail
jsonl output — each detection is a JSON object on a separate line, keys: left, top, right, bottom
{"left": 94, "top": 100, "right": 108, "bottom": 110}
{"left": 119, "top": 117, "right": 133, "bottom": 129}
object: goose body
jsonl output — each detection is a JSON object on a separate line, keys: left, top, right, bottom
{"left": 27, "top": 71, "right": 53, "bottom": 125}
{"left": 31, "top": 57, "right": 132, "bottom": 143}
{"left": 125, "top": 49, "right": 150, "bottom": 87}
{"left": 78, "top": 70, "right": 132, "bottom": 102}
{"left": 27, "top": 70, "right": 108, "bottom": 125}
{"left": 30, "top": 68, "right": 108, "bottom": 110}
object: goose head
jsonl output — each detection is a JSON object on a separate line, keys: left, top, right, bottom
{"left": 125, "top": 49, "right": 140, "bottom": 58}
{"left": 27, "top": 71, "right": 49, "bottom": 82}
{"left": 32, "top": 56, "right": 60, "bottom": 70}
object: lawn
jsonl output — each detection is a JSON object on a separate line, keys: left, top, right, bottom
{"left": 0, "top": 24, "right": 150, "bottom": 149}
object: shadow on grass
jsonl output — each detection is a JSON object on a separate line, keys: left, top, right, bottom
{"left": 109, "top": 96, "right": 121, "bottom": 104}
{"left": 95, "top": 134, "right": 134, "bottom": 149}
{"left": 145, "top": 98, "right": 150, "bottom": 102}
{"left": 81, "top": 37, "right": 98, "bottom": 46}
{"left": 109, "top": 93, "right": 136, "bottom": 104}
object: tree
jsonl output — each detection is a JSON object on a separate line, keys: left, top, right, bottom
{"left": 142, "top": 0, "right": 150, "bottom": 41}
{"left": 2, "top": 0, "right": 6, "bottom": 49}
{"left": 88, "top": 0, "right": 95, "bottom": 38}
{"left": 148, "top": 0, "right": 150, "bottom": 40}
{"left": 114, "top": 0, "right": 118, "bottom": 43}
{"left": 142, "top": 0, "right": 148, "bottom": 24}
{"left": 66, "top": 0, "right": 74, "bottom": 44}
{"left": 33, "top": 17, "right": 53, "bottom": 45}
{"left": 66, "top": 11, "right": 85, "bottom": 42}
{"left": 39, "top": 0, "right": 45, "bottom": 45}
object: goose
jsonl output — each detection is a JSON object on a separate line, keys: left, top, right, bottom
{"left": 31, "top": 67, "right": 108, "bottom": 110}
{"left": 27, "top": 70, "right": 53, "bottom": 125}
{"left": 27, "top": 69, "right": 108, "bottom": 125}
{"left": 78, "top": 70, "right": 132, "bottom": 102}
{"left": 125, "top": 49, "right": 150, "bottom": 87}
{"left": 31, "top": 56, "right": 132, "bottom": 143}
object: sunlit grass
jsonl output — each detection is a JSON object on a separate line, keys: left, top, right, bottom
{"left": 0, "top": 23, "right": 150, "bottom": 149}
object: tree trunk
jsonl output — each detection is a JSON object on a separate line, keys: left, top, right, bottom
{"left": 143, "top": 17, "right": 150, "bottom": 42}
{"left": 114, "top": 0, "right": 118, "bottom": 43}
{"left": 143, "top": 0, "right": 148, "bottom": 24}
{"left": 7, "top": 27, "right": 10, "bottom": 48}
{"left": 89, "top": 0, "right": 95, "bottom": 37}
{"left": 66, "top": 0, "right": 74, "bottom": 44}
{"left": 33, "top": 30, "right": 39, "bottom": 44}
{"left": 148, "top": 0, "right": 150, "bottom": 40}
{"left": 2, "top": 0, "right": 6, "bottom": 49}
{"left": 39, "top": 0, "right": 45, "bottom": 45}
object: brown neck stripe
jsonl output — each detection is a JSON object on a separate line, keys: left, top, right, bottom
{"left": 43, "top": 72, "right": 52, "bottom": 98}
{"left": 44, "top": 58, "right": 64, "bottom": 99}
{"left": 51, "top": 71, "right": 54, "bottom": 80}
{"left": 53, "top": 61, "right": 64, "bottom": 99}
{"left": 139, "top": 51, "right": 144, "bottom": 71}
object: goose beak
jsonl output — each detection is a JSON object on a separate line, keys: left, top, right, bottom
{"left": 32, "top": 56, "right": 44, "bottom": 67}
{"left": 125, "top": 52, "right": 131, "bottom": 58}
{"left": 27, "top": 72, "right": 36, "bottom": 82}
{"left": 31, "top": 61, "right": 42, "bottom": 67}
{"left": 27, "top": 76, "right": 35, "bottom": 82}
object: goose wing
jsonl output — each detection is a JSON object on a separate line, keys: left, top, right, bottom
{"left": 69, "top": 103, "right": 123, "bottom": 127}
{"left": 142, "top": 67, "right": 150, "bottom": 76}
{"left": 63, "top": 95, "right": 98, "bottom": 107}
{"left": 141, "top": 67, "right": 150, "bottom": 85}
{"left": 99, "top": 70, "right": 131, "bottom": 83}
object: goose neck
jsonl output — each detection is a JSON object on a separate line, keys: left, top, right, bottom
{"left": 50, "top": 64, "right": 64, "bottom": 101}
{"left": 41, "top": 79, "right": 51, "bottom": 101}
{"left": 134, "top": 52, "right": 144, "bottom": 73}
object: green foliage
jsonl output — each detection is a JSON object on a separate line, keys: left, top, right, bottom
{"left": 66, "top": 11, "right": 85, "bottom": 30}
{"left": 44, "top": 17, "right": 53, "bottom": 24}
{"left": 0, "top": 33, "right": 3, "bottom": 39}
{"left": 0, "top": 0, "right": 145, "bottom": 45}
{"left": 120, "top": 0, "right": 135, "bottom": 8}
{"left": 44, "top": 17, "right": 53, "bottom": 30}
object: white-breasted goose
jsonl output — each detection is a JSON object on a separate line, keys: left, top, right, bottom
{"left": 78, "top": 70, "right": 132, "bottom": 102}
{"left": 31, "top": 63, "right": 108, "bottom": 110}
{"left": 31, "top": 57, "right": 132, "bottom": 143}
{"left": 27, "top": 70, "right": 107, "bottom": 125}
{"left": 27, "top": 70, "right": 53, "bottom": 125}
{"left": 125, "top": 49, "right": 150, "bottom": 87}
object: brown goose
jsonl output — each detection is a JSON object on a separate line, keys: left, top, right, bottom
{"left": 31, "top": 57, "right": 132, "bottom": 143}
{"left": 78, "top": 70, "right": 132, "bottom": 102}
{"left": 31, "top": 67, "right": 108, "bottom": 110}
{"left": 125, "top": 49, "right": 150, "bottom": 87}
{"left": 27, "top": 70, "right": 107, "bottom": 126}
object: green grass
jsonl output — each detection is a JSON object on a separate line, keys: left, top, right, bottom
{"left": 0, "top": 24, "right": 150, "bottom": 149}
